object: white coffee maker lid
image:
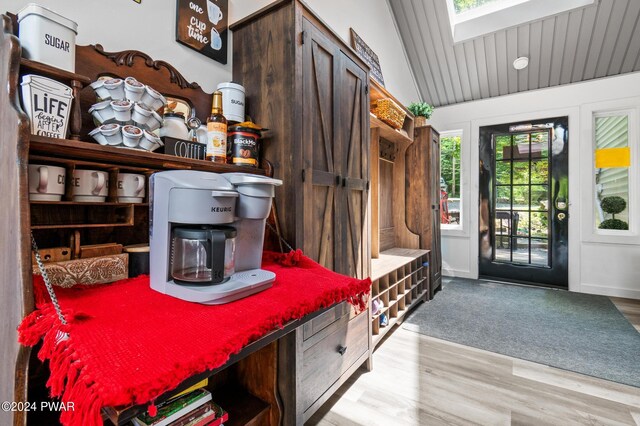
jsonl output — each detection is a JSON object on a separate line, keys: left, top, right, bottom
{"left": 223, "top": 173, "right": 282, "bottom": 198}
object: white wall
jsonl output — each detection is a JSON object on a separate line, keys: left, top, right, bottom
{"left": 5, "top": 0, "right": 419, "bottom": 102}
{"left": 430, "top": 71, "right": 640, "bottom": 299}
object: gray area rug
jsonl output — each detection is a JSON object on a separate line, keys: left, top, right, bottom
{"left": 403, "top": 278, "right": 640, "bottom": 388}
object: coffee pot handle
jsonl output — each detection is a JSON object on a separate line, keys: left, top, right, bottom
{"left": 206, "top": 229, "right": 226, "bottom": 284}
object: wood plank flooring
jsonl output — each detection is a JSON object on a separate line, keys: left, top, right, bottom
{"left": 307, "top": 297, "right": 640, "bottom": 426}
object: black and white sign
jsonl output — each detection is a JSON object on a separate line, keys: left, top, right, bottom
{"left": 176, "top": 0, "right": 228, "bottom": 64}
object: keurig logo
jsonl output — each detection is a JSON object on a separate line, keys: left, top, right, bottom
{"left": 211, "top": 207, "right": 232, "bottom": 213}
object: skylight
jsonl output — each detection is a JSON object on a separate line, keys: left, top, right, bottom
{"left": 446, "top": 0, "right": 596, "bottom": 43}
{"left": 452, "top": 0, "right": 502, "bottom": 14}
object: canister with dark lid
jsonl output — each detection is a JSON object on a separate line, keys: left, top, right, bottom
{"left": 228, "top": 126, "right": 261, "bottom": 167}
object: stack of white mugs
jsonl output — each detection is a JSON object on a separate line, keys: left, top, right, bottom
{"left": 28, "top": 164, "right": 146, "bottom": 203}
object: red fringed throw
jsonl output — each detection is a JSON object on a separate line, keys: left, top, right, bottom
{"left": 18, "top": 251, "right": 370, "bottom": 426}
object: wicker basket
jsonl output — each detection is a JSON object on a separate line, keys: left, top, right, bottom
{"left": 371, "top": 98, "right": 406, "bottom": 130}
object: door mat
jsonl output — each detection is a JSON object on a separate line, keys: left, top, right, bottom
{"left": 403, "top": 278, "right": 640, "bottom": 388}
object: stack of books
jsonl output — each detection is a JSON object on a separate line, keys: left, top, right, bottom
{"left": 132, "top": 381, "right": 228, "bottom": 426}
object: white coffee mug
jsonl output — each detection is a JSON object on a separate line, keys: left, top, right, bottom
{"left": 28, "top": 164, "right": 66, "bottom": 201}
{"left": 207, "top": 0, "right": 223, "bottom": 25}
{"left": 210, "top": 27, "right": 222, "bottom": 51}
{"left": 117, "top": 173, "right": 145, "bottom": 203}
{"left": 72, "top": 170, "right": 109, "bottom": 202}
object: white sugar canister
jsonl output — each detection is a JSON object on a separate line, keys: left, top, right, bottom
{"left": 216, "top": 82, "right": 245, "bottom": 123}
{"left": 17, "top": 4, "right": 78, "bottom": 72}
{"left": 21, "top": 74, "right": 74, "bottom": 139}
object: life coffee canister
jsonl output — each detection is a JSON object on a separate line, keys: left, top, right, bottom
{"left": 17, "top": 4, "right": 78, "bottom": 73}
{"left": 21, "top": 74, "right": 73, "bottom": 138}
{"left": 228, "top": 126, "right": 260, "bottom": 168}
{"left": 216, "top": 82, "right": 245, "bottom": 123}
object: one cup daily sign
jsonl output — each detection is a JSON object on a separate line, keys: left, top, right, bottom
{"left": 21, "top": 75, "right": 73, "bottom": 139}
{"left": 176, "top": 0, "right": 228, "bottom": 64}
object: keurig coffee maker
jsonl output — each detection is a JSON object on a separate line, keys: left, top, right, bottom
{"left": 149, "top": 170, "right": 282, "bottom": 304}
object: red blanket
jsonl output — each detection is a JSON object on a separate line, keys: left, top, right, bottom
{"left": 18, "top": 251, "right": 370, "bottom": 426}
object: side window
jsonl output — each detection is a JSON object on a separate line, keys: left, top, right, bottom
{"left": 593, "top": 112, "right": 631, "bottom": 232}
{"left": 440, "top": 131, "right": 462, "bottom": 228}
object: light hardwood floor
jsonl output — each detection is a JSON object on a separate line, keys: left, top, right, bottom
{"left": 307, "top": 297, "right": 640, "bottom": 426}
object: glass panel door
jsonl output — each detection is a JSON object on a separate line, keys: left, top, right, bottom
{"left": 479, "top": 117, "right": 568, "bottom": 288}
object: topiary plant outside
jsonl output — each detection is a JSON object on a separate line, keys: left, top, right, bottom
{"left": 407, "top": 102, "right": 434, "bottom": 119}
{"left": 599, "top": 219, "right": 628, "bottom": 230}
{"left": 598, "top": 195, "right": 628, "bottom": 230}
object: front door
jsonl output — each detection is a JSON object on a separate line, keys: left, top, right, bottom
{"left": 479, "top": 117, "right": 569, "bottom": 288}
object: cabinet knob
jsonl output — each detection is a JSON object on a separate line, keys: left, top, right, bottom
{"left": 337, "top": 346, "right": 347, "bottom": 356}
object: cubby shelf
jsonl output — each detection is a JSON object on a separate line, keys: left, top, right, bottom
{"left": 370, "top": 248, "right": 429, "bottom": 348}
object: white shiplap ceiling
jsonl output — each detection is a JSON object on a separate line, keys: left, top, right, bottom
{"left": 388, "top": 0, "right": 640, "bottom": 107}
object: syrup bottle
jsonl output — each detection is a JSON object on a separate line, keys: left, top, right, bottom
{"left": 206, "top": 91, "right": 227, "bottom": 163}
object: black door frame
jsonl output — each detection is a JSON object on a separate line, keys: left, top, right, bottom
{"left": 478, "top": 116, "right": 569, "bottom": 289}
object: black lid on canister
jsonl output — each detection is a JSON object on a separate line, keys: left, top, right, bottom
{"left": 228, "top": 126, "right": 262, "bottom": 136}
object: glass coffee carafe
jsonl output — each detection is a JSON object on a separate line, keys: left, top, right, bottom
{"left": 170, "top": 226, "right": 236, "bottom": 285}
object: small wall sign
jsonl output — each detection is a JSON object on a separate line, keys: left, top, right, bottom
{"left": 350, "top": 28, "right": 384, "bottom": 86}
{"left": 164, "top": 137, "right": 206, "bottom": 160}
{"left": 176, "top": 0, "right": 228, "bottom": 64}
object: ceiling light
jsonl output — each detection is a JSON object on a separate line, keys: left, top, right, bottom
{"left": 513, "top": 57, "right": 529, "bottom": 70}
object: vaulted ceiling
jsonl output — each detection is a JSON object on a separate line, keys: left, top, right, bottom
{"left": 388, "top": 0, "right": 640, "bottom": 107}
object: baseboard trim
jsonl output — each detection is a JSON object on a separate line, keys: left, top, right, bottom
{"left": 580, "top": 284, "right": 640, "bottom": 300}
{"left": 442, "top": 269, "right": 474, "bottom": 279}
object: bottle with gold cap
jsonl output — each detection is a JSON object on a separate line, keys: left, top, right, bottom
{"left": 206, "top": 91, "right": 227, "bottom": 163}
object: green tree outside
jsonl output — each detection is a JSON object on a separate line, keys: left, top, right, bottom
{"left": 441, "top": 135, "right": 461, "bottom": 197}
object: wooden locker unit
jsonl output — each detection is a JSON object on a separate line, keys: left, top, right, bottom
{"left": 406, "top": 125, "right": 442, "bottom": 298}
{"left": 231, "top": 2, "right": 371, "bottom": 423}
{"left": 232, "top": 0, "right": 370, "bottom": 281}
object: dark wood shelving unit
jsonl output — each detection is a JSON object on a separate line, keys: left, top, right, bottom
{"left": 20, "top": 57, "right": 92, "bottom": 85}
{"left": 30, "top": 202, "right": 135, "bottom": 229}
{"left": 30, "top": 135, "right": 266, "bottom": 175}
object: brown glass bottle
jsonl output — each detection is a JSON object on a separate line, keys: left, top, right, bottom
{"left": 206, "top": 91, "right": 227, "bottom": 163}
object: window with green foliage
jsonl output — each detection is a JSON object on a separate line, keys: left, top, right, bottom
{"left": 594, "top": 112, "right": 631, "bottom": 231}
{"left": 440, "top": 131, "right": 462, "bottom": 226}
{"left": 452, "top": 0, "right": 501, "bottom": 14}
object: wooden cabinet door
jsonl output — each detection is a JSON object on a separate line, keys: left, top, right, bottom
{"left": 337, "top": 53, "right": 369, "bottom": 279}
{"left": 301, "top": 18, "right": 341, "bottom": 271}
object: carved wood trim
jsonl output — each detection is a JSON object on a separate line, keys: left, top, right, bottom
{"left": 94, "top": 44, "right": 201, "bottom": 90}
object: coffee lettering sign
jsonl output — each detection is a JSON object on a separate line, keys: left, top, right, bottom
{"left": 164, "top": 137, "right": 206, "bottom": 160}
{"left": 176, "top": 0, "right": 228, "bottom": 64}
{"left": 20, "top": 75, "right": 74, "bottom": 139}
{"left": 350, "top": 29, "right": 385, "bottom": 87}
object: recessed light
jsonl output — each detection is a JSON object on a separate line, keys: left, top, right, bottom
{"left": 513, "top": 56, "right": 529, "bottom": 70}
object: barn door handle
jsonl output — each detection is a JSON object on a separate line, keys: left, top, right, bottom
{"left": 337, "top": 346, "right": 347, "bottom": 356}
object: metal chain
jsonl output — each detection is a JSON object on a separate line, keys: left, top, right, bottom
{"left": 30, "top": 232, "right": 67, "bottom": 326}
{"left": 266, "top": 221, "right": 295, "bottom": 253}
